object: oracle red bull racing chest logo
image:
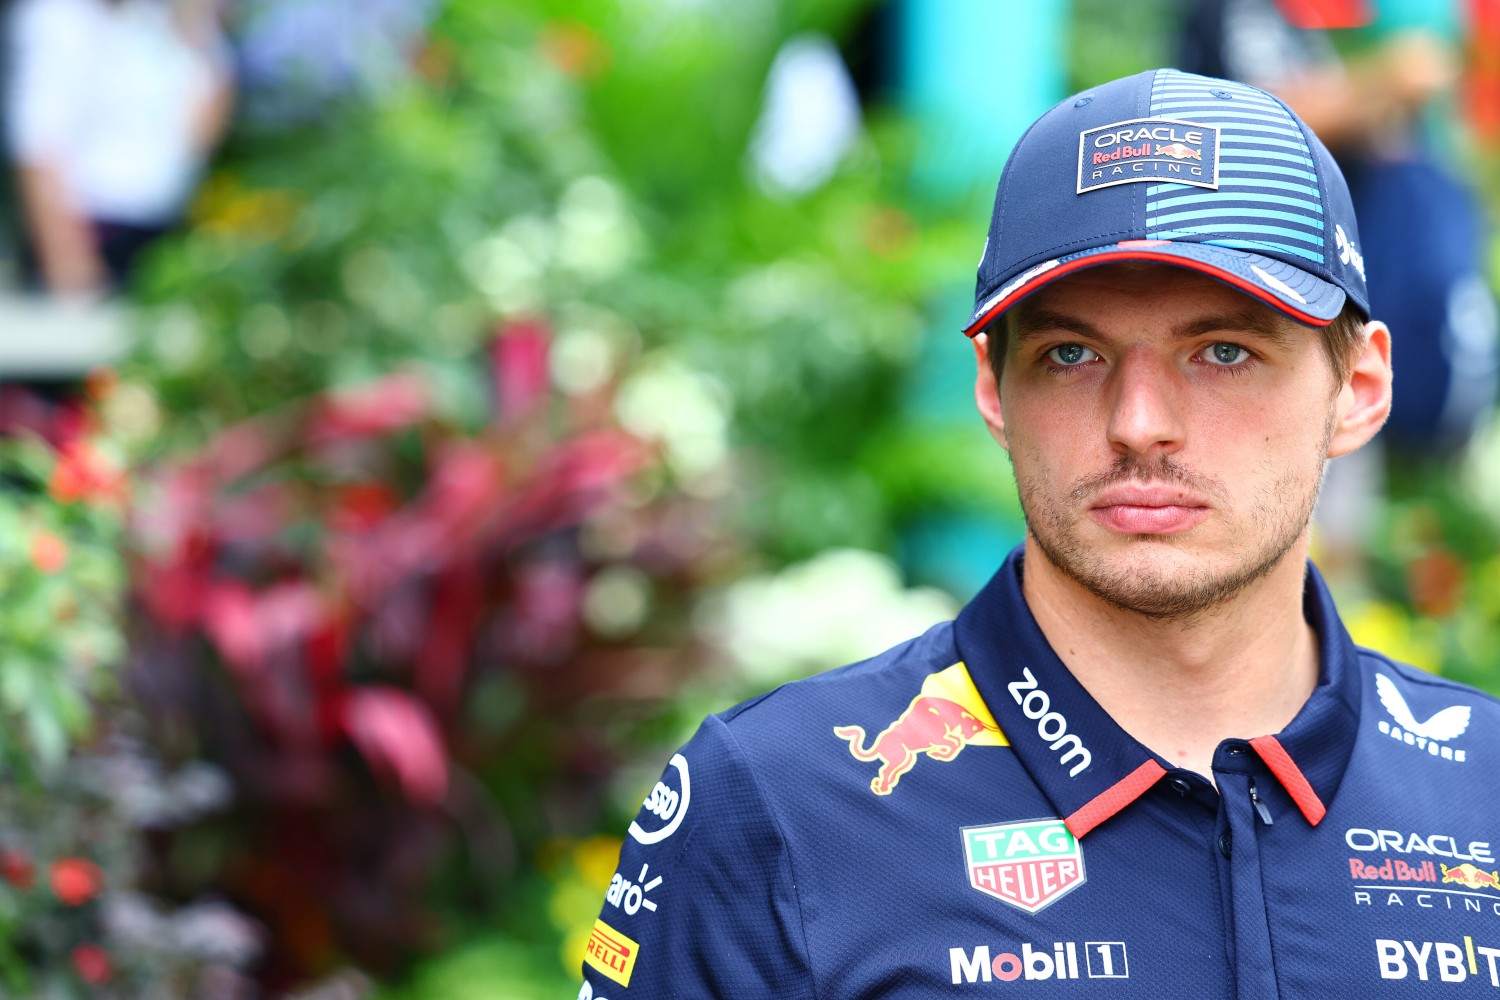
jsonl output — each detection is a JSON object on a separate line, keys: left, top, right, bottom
{"left": 1077, "top": 117, "right": 1220, "bottom": 193}
{"left": 834, "top": 663, "right": 1006, "bottom": 795}
{"left": 963, "top": 819, "right": 1086, "bottom": 913}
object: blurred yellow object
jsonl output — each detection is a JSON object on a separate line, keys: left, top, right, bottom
{"left": 191, "top": 174, "right": 299, "bottom": 243}
{"left": 1343, "top": 601, "right": 1442, "bottom": 673}
{"left": 571, "top": 835, "right": 624, "bottom": 892}
{"left": 540, "top": 835, "right": 624, "bottom": 976}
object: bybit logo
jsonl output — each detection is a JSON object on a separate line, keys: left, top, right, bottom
{"left": 1377, "top": 937, "right": 1500, "bottom": 985}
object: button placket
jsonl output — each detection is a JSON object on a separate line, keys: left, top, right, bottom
{"left": 1215, "top": 767, "right": 1281, "bottom": 999}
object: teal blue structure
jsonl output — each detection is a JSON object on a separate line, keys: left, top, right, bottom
{"left": 895, "top": 0, "right": 1068, "bottom": 596}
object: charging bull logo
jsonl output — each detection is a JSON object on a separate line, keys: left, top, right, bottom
{"left": 834, "top": 663, "right": 1007, "bottom": 795}
{"left": 1155, "top": 142, "right": 1201, "bottom": 161}
{"left": 1442, "top": 863, "right": 1500, "bottom": 892}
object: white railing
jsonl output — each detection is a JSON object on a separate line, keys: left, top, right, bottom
{"left": 0, "top": 293, "right": 130, "bottom": 378}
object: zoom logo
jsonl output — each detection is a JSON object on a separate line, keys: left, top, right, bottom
{"left": 1007, "top": 668, "right": 1092, "bottom": 777}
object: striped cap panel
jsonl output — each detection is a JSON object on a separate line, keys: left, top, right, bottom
{"left": 1143, "top": 70, "right": 1326, "bottom": 266}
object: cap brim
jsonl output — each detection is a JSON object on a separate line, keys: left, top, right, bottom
{"left": 962, "top": 240, "right": 1349, "bottom": 337}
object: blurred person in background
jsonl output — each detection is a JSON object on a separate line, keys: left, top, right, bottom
{"left": 4, "top": 0, "right": 233, "bottom": 297}
{"left": 0, "top": 0, "right": 231, "bottom": 447}
{"left": 580, "top": 68, "right": 1500, "bottom": 998}
{"left": 226, "top": 0, "right": 436, "bottom": 128}
{"left": 1180, "top": 0, "right": 1500, "bottom": 570}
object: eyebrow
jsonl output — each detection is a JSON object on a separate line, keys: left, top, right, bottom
{"left": 1010, "top": 306, "right": 1296, "bottom": 347}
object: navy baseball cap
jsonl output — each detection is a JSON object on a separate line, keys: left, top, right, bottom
{"left": 963, "top": 68, "right": 1370, "bottom": 337}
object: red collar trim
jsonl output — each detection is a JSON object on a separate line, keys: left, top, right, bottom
{"left": 1250, "top": 735, "right": 1327, "bottom": 825}
{"left": 1065, "top": 759, "right": 1167, "bottom": 838}
{"left": 1063, "top": 734, "right": 1329, "bottom": 838}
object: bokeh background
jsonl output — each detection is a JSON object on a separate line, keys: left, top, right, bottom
{"left": 4, "top": 0, "right": 1500, "bottom": 996}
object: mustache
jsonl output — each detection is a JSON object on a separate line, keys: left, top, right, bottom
{"left": 1069, "top": 454, "right": 1229, "bottom": 505}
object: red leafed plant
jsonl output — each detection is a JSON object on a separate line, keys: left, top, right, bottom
{"left": 125, "top": 320, "right": 726, "bottom": 987}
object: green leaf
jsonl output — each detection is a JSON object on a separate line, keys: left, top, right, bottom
{"left": 23, "top": 698, "right": 66, "bottom": 774}
{"left": 0, "top": 661, "right": 33, "bottom": 715}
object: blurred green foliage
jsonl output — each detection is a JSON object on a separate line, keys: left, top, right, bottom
{"left": 112, "top": 0, "right": 998, "bottom": 994}
{"left": 1068, "top": 0, "right": 1178, "bottom": 92}
{"left": 87, "top": 0, "right": 1500, "bottom": 996}
{"left": 1331, "top": 448, "right": 1500, "bottom": 698}
{"left": 0, "top": 437, "right": 124, "bottom": 779}
{"left": 128, "top": 0, "right": 996, "bottom": 566}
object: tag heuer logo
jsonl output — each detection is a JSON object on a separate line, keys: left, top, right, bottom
{"left": 963, "top": 819, "right": 1085, "bottom": 913}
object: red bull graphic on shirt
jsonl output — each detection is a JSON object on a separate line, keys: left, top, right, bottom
{"left": 963, "top": 818, "right": 1086, "bottom": 913}
{"left": 1349, "top": 857, "right": 1440, "bottom": 884}
{"left": 1443, "top": 864, "right": 1500, "bottom": 892}
{"left": 834, "top": 663, "right": 1006, "bottom": 795}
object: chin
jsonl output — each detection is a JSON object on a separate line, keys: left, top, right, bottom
{"left": 1035, "top": 530, "right": 1297, "bottom": 621}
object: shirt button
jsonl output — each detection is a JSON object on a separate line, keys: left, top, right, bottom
{"left": 1218, "top": 831, "right": 1233, "bottom": 858}
{"left": 1169, "top": 778, "right": 1192, "bottom": 796}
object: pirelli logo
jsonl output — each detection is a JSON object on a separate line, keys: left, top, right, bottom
{"left": 584, "top": 918, "right": 639, "bottom": 986}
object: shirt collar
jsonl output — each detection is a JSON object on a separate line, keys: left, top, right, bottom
{"left": 954, "top": 546, "right": 1362, "bottom": 837}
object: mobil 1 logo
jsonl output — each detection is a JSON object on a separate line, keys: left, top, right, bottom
{"left": 950, "top": 941, "right": 1129, "bottom": 984}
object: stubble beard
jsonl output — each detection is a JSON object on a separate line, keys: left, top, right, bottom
{"left": 1016, "top": 429, "right": 1331, "bottom": 623}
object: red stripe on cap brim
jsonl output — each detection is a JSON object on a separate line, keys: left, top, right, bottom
{"left": 962, "top": 247, "right": 1340, "bottom": 338}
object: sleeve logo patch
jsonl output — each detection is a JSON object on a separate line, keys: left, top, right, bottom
{"left": 584, "top": 918, "right": 639, "bottom": 987}
{"left": 1077, "top": 118, "right": 1220, "bottom": 194}
{"left": 629, "top": 753, "right": 690, "bottom": 844}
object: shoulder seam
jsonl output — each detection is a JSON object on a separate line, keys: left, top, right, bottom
{"left": 708, "top": 714, "right": 823, "bottom": 1000}
{"left": 1357, "top": 650, "right": 1500, "bottom": 709}
{"left": 722, "top": 622, "right": 961, "bottom": 725}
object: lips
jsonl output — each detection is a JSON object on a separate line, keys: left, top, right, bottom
{"left": 1088, "top": 486, "right": 1210, "bottom": 535}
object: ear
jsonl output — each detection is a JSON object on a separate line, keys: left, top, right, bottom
{"left": 1327, "top": 320, "right": 1393, "bottom": 458}
{"left": 973, "top": 333, "right": 1010, "bottom": 451}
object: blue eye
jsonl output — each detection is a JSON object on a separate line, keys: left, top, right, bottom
{"left": 1204, "top": 343, "right": 1250, "bottom": 366}
{"left": 1047, "top": 344, "right": 1099, "bottom": 366}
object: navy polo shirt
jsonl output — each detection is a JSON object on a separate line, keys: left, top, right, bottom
{"left": 581, "top": 548, "right": 1500, "bottom": 998}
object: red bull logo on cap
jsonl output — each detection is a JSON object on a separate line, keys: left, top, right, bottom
{"left": 1077, "top": 117, "right": 1220, "bottom": 194}
{"left": 962, "top": 818, "right": 1086, "bottom": 913}
{"left": 1155, "top": 142, "right": 1202, "bottom": 161}
{"left": 834, "top": 663, "right": 1006, "bottom": 795}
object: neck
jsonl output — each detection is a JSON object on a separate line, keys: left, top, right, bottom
{"left": 1020, "top": 536, "right": 1320, "bottom": 780}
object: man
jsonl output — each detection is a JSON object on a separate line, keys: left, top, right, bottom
{"left": 580, "top": 68, "right": 1500, "bottom": 998}
{"left": 1179, "top": 0, "right": 1498, "bottom": 573}
{"left": 6, "top": 0, "right": 233, "bottom": 296}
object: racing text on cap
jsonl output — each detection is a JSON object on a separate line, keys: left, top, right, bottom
{"left": 1077, "top": 118, "right": 1220, "bottom": 194}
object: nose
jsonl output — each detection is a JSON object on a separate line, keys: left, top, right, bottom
{"left": 1105, "top": 351, "right": 1186, "bottom": 459}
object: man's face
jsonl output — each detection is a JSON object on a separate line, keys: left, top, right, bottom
{"left": 981, "top": 264, "right": 1357, "bottom": 620}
